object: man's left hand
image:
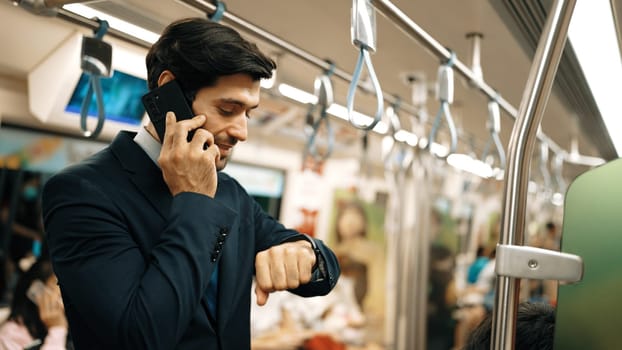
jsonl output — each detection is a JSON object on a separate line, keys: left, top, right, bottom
{"left": 254, "top": 240, "right": 316, "bottom": 306}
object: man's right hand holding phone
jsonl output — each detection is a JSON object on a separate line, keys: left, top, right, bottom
{"left": 158, "top": 112, "right": 220, "bottom": 198}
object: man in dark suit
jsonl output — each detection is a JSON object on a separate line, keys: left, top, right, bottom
{"left": 41, "top": 18, "right": 340, "bottom": 350}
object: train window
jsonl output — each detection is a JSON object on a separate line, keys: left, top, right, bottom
{"left": 222, "top": 162, "right": 285, "bottom": 219}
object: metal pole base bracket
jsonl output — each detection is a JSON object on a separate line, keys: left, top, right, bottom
{"left": 496, "top": 244, "right": 584, "bottom": 283}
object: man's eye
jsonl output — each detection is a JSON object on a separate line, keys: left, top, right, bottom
{"left": 219, "top": 108, "right": 235, "bottom": 115}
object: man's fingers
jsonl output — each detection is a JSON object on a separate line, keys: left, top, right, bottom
{"left": 255, "top": 242, "right": 317, "bottom": 295}
{"left": 255, "top": 286, "right": 270, "bottom": 306}
{"left": 166, "top": 114, "right": 205, "bottom": 145}
{"left": 204, "top": 143, "right": 220, "bottom": 164}
{"left": 298, "top": 253, "right": 313, "bottom": 284}
{"left": 285, "top": 247, "right": 301, "bottom": 289}
{"left": 162, "top": 111, "right": 177, "bottom": 144}
{"left": 184, "top": 114, "right": 206, "bottom": 129}
{"left": 255, "top": 252, "right": 273, "bottom": 292}
{"left": 268, "top": 249, "right": 287, "bottom": 290}
{"left": 190, "top": 128, "right": 214, "bottom": 150}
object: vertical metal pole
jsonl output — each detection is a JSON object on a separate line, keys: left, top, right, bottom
{"left": 491, "top": 0, "right": 576, "bottom": 349}
{"left": 391, "top": 173, "right": 404, "bottom": 350}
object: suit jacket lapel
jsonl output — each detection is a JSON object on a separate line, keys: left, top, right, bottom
{"left": 110, "top": 131, "right": 172, "bottom": 220}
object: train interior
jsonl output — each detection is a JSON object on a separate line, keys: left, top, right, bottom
{"left": 1, "top": 0, "right": 621, "bottom": 349}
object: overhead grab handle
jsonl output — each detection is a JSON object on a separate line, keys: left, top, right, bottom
{"left": 347, "top": 0, "right": 383, "bottom": 131}
{"left": 539, "top": 140, "right": 552, "bottom": 190}
{"left": 304, "top": 63, "right": 336, "bottom": 161}
{"left": 481, "top": 97, "right": 506, "bottom": 175}
{"left": 427, "top": 53, "right": 458, "bottom": 159}
{"left": 496, "top": 244, "right": 583, "bottom": 283}
{"left": 382, "top": 99, "right": 413, "bottom": 172}
{"left": 552, "top": 153, "right": 567, "bottom": 192}
{"left": 79, "top": 19, "right": 111, "bottom": 139}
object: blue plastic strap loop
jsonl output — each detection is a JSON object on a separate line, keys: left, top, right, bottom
{"left": 428, "top": 51, "right": 458, "bottom": 158}
{"left": 305, "top": 69, "right": 335, "bottom": 161}
{"left": 346, "top": 47, "right": 383, "bottom": 131}
{"left": 80, "top": 20, "right": 109, "bottom": 139}
{"left": 209, "top": 1, "right": 226, "bottom": 22}
{"left": 94, "top": 19, "right": 109, "bottom": 40}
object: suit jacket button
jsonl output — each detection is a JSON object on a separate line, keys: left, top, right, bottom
{"left": 211, "top": 253, "right": 218, "bottom": 262}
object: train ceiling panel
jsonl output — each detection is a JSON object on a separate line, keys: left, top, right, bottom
{"left": 0, "top": 0, "right": 614, "bottom": 180}
{"left": 491, "top": 0, "right": 617, "bottom": 160}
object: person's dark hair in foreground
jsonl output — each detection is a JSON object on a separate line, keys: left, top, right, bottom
{"left": 463, "top": 302, "right": 555, "bottom": 350}
{"left": 42, "top": 17, "right": 339, "bottom": 350}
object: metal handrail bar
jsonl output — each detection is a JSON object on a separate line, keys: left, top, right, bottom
{"left": 490, "top": 0, "right": 576, "bottom": 348}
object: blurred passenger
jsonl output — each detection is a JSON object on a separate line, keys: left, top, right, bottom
{"left": 0, "top": 172, "right": 45, "bottom": 302}
{"left": 250, "top": 273, "right": 365, "bottom": 349}
{"left": 542, "top": 221, "right": 560, "bottom": 252}
{"left": 528, "top": 221, "right": 559, "bottom": 305}
{"left": 0, "top": 258, "right": 67, "bottom": 350}
{"left": 454, "top": 249, "right": 496, "bottom": 349}
{"left": 462, "top": 302, "right": 555, "bottom": 350}
{"left": 466, "top": 246, "right": 489, "bottom": 285}
{"left": 428, "top": 244, "right": 457, "bottom": 350}
{"left": 476, "top": 249, "right": 497, "bottom": 313}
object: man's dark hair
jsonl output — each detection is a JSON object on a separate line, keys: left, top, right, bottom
{"left": 146, "top": 18, "right": 276, "bottom": 100}
{"left": 463, "top": 302, "right": 556, "bottom": 350}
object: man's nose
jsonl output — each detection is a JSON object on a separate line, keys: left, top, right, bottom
{"left": 229, "top": 115, "right": 248, "bottom": 142}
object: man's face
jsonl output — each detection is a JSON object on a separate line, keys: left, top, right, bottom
{"left": 191, "top": 74, "right": 260, "bottom": 171}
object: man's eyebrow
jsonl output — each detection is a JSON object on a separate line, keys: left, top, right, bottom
{"left": 219, "top": 98, "right": 259, "bottom": 109}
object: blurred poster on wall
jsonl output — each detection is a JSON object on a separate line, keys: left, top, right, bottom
{"left": 327, "top": 188, "right": 387, "bottom": 347}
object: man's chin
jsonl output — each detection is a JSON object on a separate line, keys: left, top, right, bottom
{"left": 216, "top": 158, "right": 228, "bottom": 171}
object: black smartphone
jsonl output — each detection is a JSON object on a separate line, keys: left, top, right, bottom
{"left": 141, "top": 79, "right": 195, "bottom": 142}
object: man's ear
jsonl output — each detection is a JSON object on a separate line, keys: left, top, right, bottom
{"left": 157, "top": 70, "right": 176, "bottom": 87}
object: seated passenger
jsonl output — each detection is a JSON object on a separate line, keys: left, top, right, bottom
{"left": 462, "top": 302, "right": 555, "bottom": 350}
{"left": 0, "top": 259, "right": 67, "bottom": 350}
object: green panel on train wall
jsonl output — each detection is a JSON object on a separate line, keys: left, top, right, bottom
{"left": 554, "top": 158, "right": 622, "bottom": 350}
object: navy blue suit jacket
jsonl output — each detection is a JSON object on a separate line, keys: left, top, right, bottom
{"left": 42, "top": 131, "right": 339, "bottom": 349}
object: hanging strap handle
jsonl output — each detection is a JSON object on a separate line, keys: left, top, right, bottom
{"left": 427, "top": 52, "right": 458, "bottom": 159}
{"left": 304, "top": 63, "right": 336, "bottom": 161}
{"left": 80, "top": 19, "right": 109, "bottom": 138}
{"left": 347, "top": 0, "right": 383, "bottom": 131}
{"left": 538, "top": 140, "right": 552, "bottom": 190}
{"left": 481, "top": 95, "right": 506, "bottom": 174}
{"left": 383, "top": 98, "right": 413, "bottom": 172}
{"left": 552, "top": 153, "right": 566, "bottom": 194}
